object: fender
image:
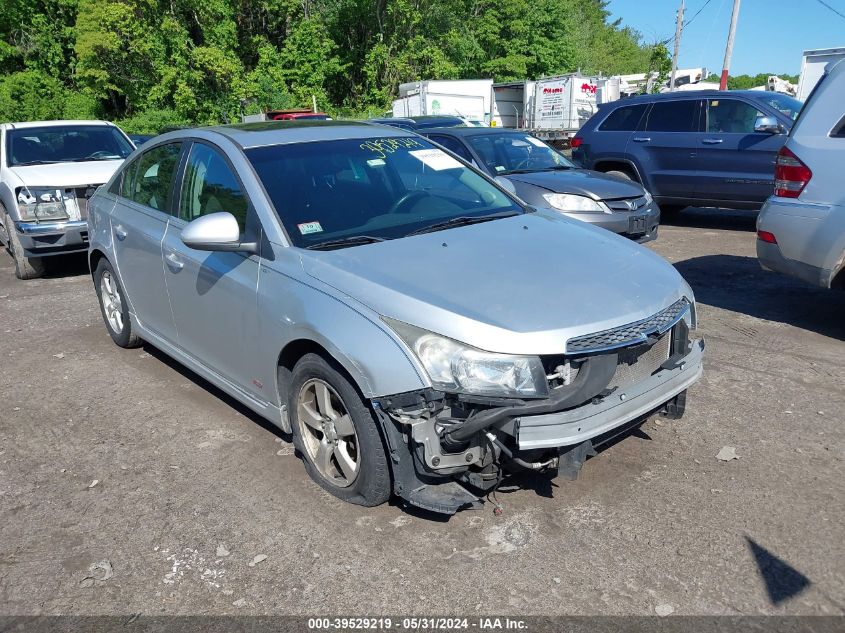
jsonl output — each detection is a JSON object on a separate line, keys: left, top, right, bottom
{"left": 255, "top": 263, "right": 429, "bottom": 414}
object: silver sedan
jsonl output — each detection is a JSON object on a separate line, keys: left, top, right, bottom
{"left": 88, "top": 121, "right": 703, "bottom": 514}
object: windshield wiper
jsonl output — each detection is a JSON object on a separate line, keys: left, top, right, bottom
{"left": 405, "top": 211, "right": 520, "bottom": 237}
{"left": 540, "top": 165, "right": 572, "bottom": 171}
{"left": 305, "top": 235, "right": 387, "bottom": 251}
{"left": 498, "top": 169, "right": 536, "bottom": 175}
{"left": 13, "top": 160, "right": 57, "bottom": 166}
{"left": 71, "top": 155, "right": 123, "bottom": 162}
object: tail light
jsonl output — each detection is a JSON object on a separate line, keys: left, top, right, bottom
{"left": 757, "top": 230, "right": 777, "bottom": 244}
{"left": 570, "top": 137, "right": 583, "bottom": 149}
{"left": 774, "top": 146, "right": 812, "bottom": 198}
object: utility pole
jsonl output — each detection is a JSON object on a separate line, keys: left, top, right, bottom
{"left": 669, "top": 0, "right": 685, "bottom": 91}
{"left": 720, "top": 0, "right": 741, "bottom": 90}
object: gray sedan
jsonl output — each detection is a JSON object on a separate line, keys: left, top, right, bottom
{"left": 88, "top": 121, "right": 702, "bottom": 514}
{"left": 418, "top": 127, "right": 660, "bottom": 242}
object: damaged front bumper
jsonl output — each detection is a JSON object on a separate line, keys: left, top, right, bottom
{"left": 514, "top": 338, "right": 703, "bottom": 449}
{"left": 372, "top": 329, "right": 704, "bottom": 515}
{"left": 15, "top": 220, "right": 89, "bottom": 257}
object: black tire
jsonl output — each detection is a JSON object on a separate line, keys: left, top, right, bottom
{"left": 94, "top": 258, "right": 141, "bottom": 348}
{"left": 289, "top": 353, "right": 391, "bottom": 507}
{"left": 604, "top": 169, "right": 635, "bottom": 182}
{"left": 4, "top": 211, "right": 45, "bottom": 280}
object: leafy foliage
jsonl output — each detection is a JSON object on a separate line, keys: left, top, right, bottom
{"left": 0, "top": 0, "right": 666, "bottom": 128}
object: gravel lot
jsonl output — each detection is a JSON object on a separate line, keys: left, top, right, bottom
{"left": 1, "top": 209, "right": 843, "bottom": 617}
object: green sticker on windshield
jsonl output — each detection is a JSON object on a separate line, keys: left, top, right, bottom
{"left": 297, "top": 221, "right": 323, "bottom": 235}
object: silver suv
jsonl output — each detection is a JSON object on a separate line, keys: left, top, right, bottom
{"left": 1, "top": 120, "right": 134, "bottom": 279}
{"left": 757, "top": 58, "right": 845, "bottom": 288}
{"left": 88, "top": 122, "right": 704, "bottom": 513}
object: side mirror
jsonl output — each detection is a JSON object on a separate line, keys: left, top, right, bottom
{"left": 754, "top": 115, "right": 782, "bottom": 134}
{"left": 180, "top": 212, "right": 257, "bottom": 254}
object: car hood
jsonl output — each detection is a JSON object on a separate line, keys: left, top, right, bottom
{"left": 300, "top": 212, "right": 692, "bottom": 355}
{"left": 8, "top": 160, "right": 124, "bottom": 188}
{"left": 504, "top": 169, "right": 645, "bottom": 201}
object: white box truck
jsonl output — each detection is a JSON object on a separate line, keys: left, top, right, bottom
{"left": 392, "top": 80, "right": 493, "bottom": 122}
{"left": 491, "top": 74, "right": 598, "bottom": 145}
{"left": 797, "top": 47, "right": 845, "bottom": 101}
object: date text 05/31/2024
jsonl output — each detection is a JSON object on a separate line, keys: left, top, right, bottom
{"left": 307, "top": 617, "right": 528, "bottom": 630}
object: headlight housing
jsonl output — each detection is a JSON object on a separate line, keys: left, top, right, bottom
{"left": 384, "top": 318, "right": 549, "bottom": 399}
{"left": 542, "top": 192, "right": 610, "bottom": 214}
{"left": 17, "top": 188, "right": 68, "bottom": 222}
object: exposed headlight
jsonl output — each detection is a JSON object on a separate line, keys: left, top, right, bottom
{"left": 542, "top": 193, "right": 610, "bottom": 214}
{"left": 17, "top": 188, "right": 68, "bottom": 222}
{"left": 384, "top": 319, "right": 549, "bottom": 399}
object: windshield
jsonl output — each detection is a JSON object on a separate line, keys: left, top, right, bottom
{"left": 465, "top": 133, "right": 575, "bottom": 174}
{"left": 759, "top": 93, "right": 803, "bottom": 121}
{"left": 246, "top": 136, "right": 524, "bottom": 248}
{"left": 6, "top": 125, "right": 134, "bottom": 167}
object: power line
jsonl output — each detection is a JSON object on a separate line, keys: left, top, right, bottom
{"left": 814, "top": 0, "right": 845, "bottom": 21}
{"left": 657, "top": 0, "right": 715, "bottom": 46}
{"left": 683, "top": 0, "right": 715, "bottom": 28}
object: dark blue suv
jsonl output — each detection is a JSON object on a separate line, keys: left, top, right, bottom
{"left": 572, "top": 90, "right": 803, "bottom": 214}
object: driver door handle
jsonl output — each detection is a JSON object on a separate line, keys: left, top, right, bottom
{"left": 114, "top": 225, "right": 127, "bottom": 240}
{"left": 702, "top": 138, "right": 724, "bottom": 144}
{"left": 633, "top": 137, "right": 651, "bottom": 142}
{"left": 165, "top": 252, "right": 184, "bottom": 271}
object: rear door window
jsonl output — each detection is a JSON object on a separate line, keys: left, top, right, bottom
{"left": 428, "top": 135, "right": 474, "bottom": 162}
{"left": 130, "top": 143, "right": 182, "bottom": 212}
{"left": 705, "top": 99, "right": 765, "bottom": 134}
{"left": 644, "top": 100, "right": 700, "bottom": 132}
{"left": 599, "top": 104, "right": 648, "bottom": 131}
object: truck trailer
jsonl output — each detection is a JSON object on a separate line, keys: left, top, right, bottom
{"left": 491, "top": 74, "right": 599, "bottom": 146}
{"left": 797, "top": 47, "right": 845, "bottom": 101}
{"left": 392, "top": 80, "right": 493, "bottom": 122}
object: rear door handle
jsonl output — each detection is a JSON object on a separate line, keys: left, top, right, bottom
{"left": 633, "top": 137, "right": 651, "bottom": 142}
{"left": 702, "top": 138, "right": 724, "bottom": 144}
{"left": 114, "top": 225, "right": 127, "bottom": 240}
{"left": 165, "top": 252, "right": 184, "bottom": 271}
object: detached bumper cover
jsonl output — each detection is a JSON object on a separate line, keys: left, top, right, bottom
{"left": 15, "top": 220, "right": 89, "bottom": 257}
{"left": 515, "top": 338, "right": 704, "bottom": 450}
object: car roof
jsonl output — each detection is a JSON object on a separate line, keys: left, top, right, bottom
{"left": 195, "top": 120, "right": 413, "bottom": 149}
{"left": 419, "top": 126, "right": 522, "bottom": 137}
{"left": 609, "top": 89, "right": 790, "bottom": 106}
{"left": 3, "top": 120, "right": 115, "bottom": 130}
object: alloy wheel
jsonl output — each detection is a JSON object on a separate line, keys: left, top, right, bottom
{"left": 296, "top": 378, "right": 360, "bottom": 487}
{"left": 99, "top": 270, "right": 124, "bottom": 334}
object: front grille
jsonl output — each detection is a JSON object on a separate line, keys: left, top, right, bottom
{"left": 566, "top": 298, "right": 690, "bottom": 354}
{"left": 603, "top": 195, "right": 650, "bottom": 212}
{"left": 606, "top": 334, "right": 671, "bottom": 391}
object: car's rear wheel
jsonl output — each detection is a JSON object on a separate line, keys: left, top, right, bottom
{"left": 94, "top": 258, "right": 141, "bottom": 348}
{"left": 4, "top": 212, "right": 44, "bottom": 280}
{"left": 289, "top": 353, "right": 390, "bottom": 506}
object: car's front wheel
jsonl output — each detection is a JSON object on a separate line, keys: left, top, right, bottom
{"left": 289, "top": 353, "right": 391, "bottom": 506}
{"left": 4, "top": 212, "right": 44, "bottom": 280}
{"left": 94, "top": 258, "right": 141, "bottom": 348}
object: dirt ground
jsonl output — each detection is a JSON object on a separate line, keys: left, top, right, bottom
{"left": 1, "top": 208, "right": 843, "bottom": 617}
